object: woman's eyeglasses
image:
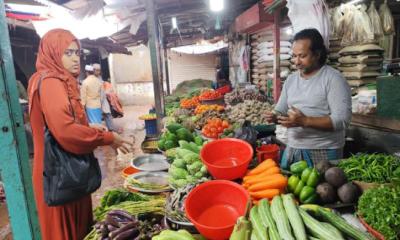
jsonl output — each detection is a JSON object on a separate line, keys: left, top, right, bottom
{"left": 64, "top": 49, "right": 82, "bottom": 57}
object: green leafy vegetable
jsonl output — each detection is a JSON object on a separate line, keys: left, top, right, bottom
{"left": 338, "top": 153, "right": 400, "bottom": 183}
{"left": 358, "top": 185, "right": 400, "bottom": 240}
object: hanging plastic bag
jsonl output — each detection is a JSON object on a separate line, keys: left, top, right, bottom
{"left": 234, "top": 121, "right": 258, "bottom": 147}
{"left": 286, "top": 0, "right": 330, "bottom": 48}
{"left": 379, "top": 0, "right": 395, "bottom": 35}
{"left": 330, "top": 6, "right": 344, "bottom": 38}
{"left": 341, "top": 4, "right": 374, "bottom": 46}
{"left": 367, "top": 1, "right": 383, "bottom": 37}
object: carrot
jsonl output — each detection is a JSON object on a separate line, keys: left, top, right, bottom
{"left": 247, "top": 159, "right": 276, "bottom": 176}
{"left": 248, "top": 175, "right": 288, "bottom": 192}
{"left": 244, "top": 173, "right": 282, "bottom": 185}
{"left": 244, "top": 167, "right": 281, "bottom": 182}
{"left": 249, "top": 189, "right": 280, "bottom": 199}
{"left": 243, "top": 166, "right": 280, "bottom": 182}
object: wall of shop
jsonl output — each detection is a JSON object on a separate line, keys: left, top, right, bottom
{"left": 167, "top": 50, "right": 217, "bottom": 91}
{"left": 109, "top": 46, "right": 219, "bottom": 105}
{"left": 108, "top": 45, "right": 154, "bottom": 105}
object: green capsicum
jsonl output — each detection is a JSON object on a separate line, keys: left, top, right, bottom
{"left": 290, "top": 160, "right": 308, "bottom": 175}
{"left": 294, "top": 180, "right": 305, "bottom": 196}
{"left": 288, "top": 175, "right": 300, "bottom": 192}
{"left": 306, "top": 169, "right": 320, "bottom": 187}
{"left": 301, "top": 168, "right": 313, "bottom": 183}
{"left": 302, "top": 193, "right": 317, "bottom": 204}
{"left": 299, "top": 186, "right": 316, "bottom": 203}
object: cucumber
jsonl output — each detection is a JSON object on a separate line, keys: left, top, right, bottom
{"left": 270, "top": 196, "right": 295, "bottom": 240}
{"left": 316, "top": 207, "right": 374, "bottom": 240}
{"left": 258, "top": 199, "right": 280, "bottom": 240}
{"left": 298, "top": 208, "right": 344, "bottom": 240}
{"left": 249, "top": 206, "right": 269, "bottom": 240}
{"left": 282, "top": 194, "right": 307, "bottom": 240}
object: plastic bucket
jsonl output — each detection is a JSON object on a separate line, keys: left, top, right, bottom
{"left": 185, "top": 180, "right": 250, "bottom": 240}
{"left": 256, "top": 144, "right": 280, "bottom": 164}
{"left": 200, "top": 138, "right": 253, "bottom": 180}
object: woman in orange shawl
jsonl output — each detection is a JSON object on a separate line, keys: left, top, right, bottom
{"left": 28, "top": 29, "right": 132, "bottom": 240}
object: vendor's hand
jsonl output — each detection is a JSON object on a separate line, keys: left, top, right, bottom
{"left": 111, "top": 132, "right": 133, "bottom": 154}
{"left": 89, "top": 123, "right": 107, "bottom": 131}
{"left": 277, "top": 107, "right": 307, "bottom": 128}
{"left": 265, "top": 111, "right": 277, "bottom": 124}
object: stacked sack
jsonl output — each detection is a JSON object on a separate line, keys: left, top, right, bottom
{"left": 338, "top": 44, "right": 384, "bottom": 87}
{"left": 251, "top": 34, "right": 292, "bottom": 92}
{"left": 327, "top": 38, "right": 342, "bottom": 69}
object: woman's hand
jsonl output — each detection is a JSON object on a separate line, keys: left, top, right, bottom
{"left": 89, "top": 123, "right": 107, "bottom": 131}
{"left": 111, "top": 132, "right": 133, "bottom": 154}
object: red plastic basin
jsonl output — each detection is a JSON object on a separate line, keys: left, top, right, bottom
{"left": 185, "top": 180, "right": 250, "bottom": 240}
{"left": 200, "top": 138, "right": 253, "bottom": 180}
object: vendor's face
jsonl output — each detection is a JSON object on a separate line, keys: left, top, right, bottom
{"left": 292, "top": 39, "right": 320, "bottom": 74}
{"left": 62, "top": 41, "right": 80, "bottom": 75}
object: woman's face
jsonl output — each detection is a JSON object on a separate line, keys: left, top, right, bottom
{"left": 61, "top": 41, "right": 80, "bottom": 75}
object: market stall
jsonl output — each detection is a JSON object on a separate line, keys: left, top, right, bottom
{"left": 80, "top": 81, "right": 399, "bottom": 240}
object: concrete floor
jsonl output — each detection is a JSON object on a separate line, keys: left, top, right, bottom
{"left": 0, "top": 104, "right": 153, "bottom": 239}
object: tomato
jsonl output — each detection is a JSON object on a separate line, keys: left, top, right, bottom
{"left": 217, "top": 127, "right": 223, "bottom": 133}
{"left": 222, "top": 120, "right": 229, "bottom": 128}
{"left": 210, "top": 127, "right": 217, "bottom": 133}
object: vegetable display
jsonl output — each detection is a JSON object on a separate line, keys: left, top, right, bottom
{"left": 124, "top": 177, "right": 169, "bottom": 191}
{"left": 85, "top": 211, "right": 165, "bottom": 240}
{"left": 301, "top": 205, "right": 374, "bottom": 240}
{"left": 226, "top": 100, "right": 273, "bottom": 125}
{"left": 194, "top": 110, "right": 228, "bottom": 130}
{"left": 338, "top": 153, "right": 400, "bottom": 183}
{"left": 287, "top": 161, "right": 320, "bottom": 204}
{"left": 94, "top": 190, "right": 155, "bottom": 220}
{"left": 168, "top": 141, "right": 208, "bottom": 188}
{"left": 166, "top": 182, "right": 207, "bottom": 222}
{"left": 224, "top": 88, "right": 267, "bottom": 106}
{"left": 230, "top": 194, "right": 374, "bottom": 240}
{"left": 242, "top": 159, "right": 287, "bottom": 203}
{"left": 201, "top": 117, "right": 230, "bottom": 139}
{"left": 194, "top": 104, "right": 224, "bottom": 115}
{"left": 180, "top": 96, "right": 200, "bottom": 109}
{"left": 198, "top": 89, "right": 222, "bottom": 101}
{"left": 152, "top": 229, "right": 202, "bottom": 240}
{"left": 158, "top": 124, "right": 195, "bottom": 151}
{"left": 358, "top": 185, "right": 400, "bottom": 240}
{"left": 95, "top": 196, "right": 166, "bottom": 221}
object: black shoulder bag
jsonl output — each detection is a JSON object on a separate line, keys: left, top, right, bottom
{"left": 38, "top": 76, "right": 102, "bottom": 206}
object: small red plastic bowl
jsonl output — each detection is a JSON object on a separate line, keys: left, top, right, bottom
{"left": 200, "top": 138, "right": 253, "bottom": 180}
{"left": 185, "top": 180, "right": 250, "bottom": 240}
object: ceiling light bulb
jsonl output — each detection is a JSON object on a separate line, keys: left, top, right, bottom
{"left": 210, "top": 0, "right": 223, "bottom": 12}
{"left": 171, "top": 17, "right": 177, "bottom": 29}
{"left": 286, "top": 28, "right": 293, "bottom": 35}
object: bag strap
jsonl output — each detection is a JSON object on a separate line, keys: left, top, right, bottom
{"left": 37, "top": 74, "right": 76, "bottom": 128}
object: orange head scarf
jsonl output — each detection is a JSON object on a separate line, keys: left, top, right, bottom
{"left": 28, "top": 29, "right": 86, "bottom": 124}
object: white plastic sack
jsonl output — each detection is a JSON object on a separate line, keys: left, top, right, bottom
{"left": 257, "top": 41, "right": 292, "bottom": 49}
{"left": 367, "top": 1, "right": 383, "bottom": 37}
{"left": 287, "top": 0, "right": 330, "bottom": 48}
{"left": 258, "top": 54, "right": 291, "bottom": 63}
{"left": 379, "top": 0, "right": 395, "bottom": 35}
{"left": 340, "top": 4, "right": 374, "bottom": 46}
{"left": 257, "top": 47, "right": 291, "bottom": 56}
